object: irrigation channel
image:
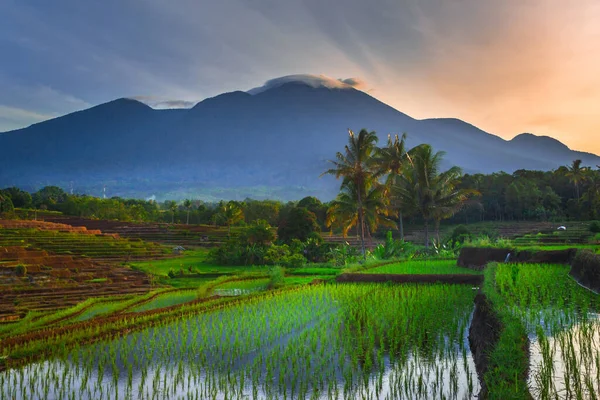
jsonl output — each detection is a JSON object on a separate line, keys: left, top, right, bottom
{"left": 1, "top": 284, "right": 480, "bottom": 400}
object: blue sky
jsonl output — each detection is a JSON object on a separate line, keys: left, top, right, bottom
{"left": 2, "top": 0, "right": 599, "bottom": 153}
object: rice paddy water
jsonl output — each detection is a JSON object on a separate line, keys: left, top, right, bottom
{"left": 492, "top": 262, "right": 600, "bottom": 399}
{"left": 1, "top": 284, "right": 479, "bottom": 399}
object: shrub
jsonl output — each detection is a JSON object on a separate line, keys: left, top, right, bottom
{"left": 590, "top": 221, "right": 600, "bottom": 233}
{"left": 15, "top": 264, "right": 27, "bottom": 277}
{"left": 264, "top": 244, "right": 291, "bottom": 265}
{"left": 450, "top": 225, "right": 471, "bottom": 244}
{"left": 267, "top": 266, "right": 285, "bottom": 289}
{"left": 167, "top": 268, "right": 176, "bottom": 279}
{"left": 327, "top": 244, "right": 360, "bottom": 266}
{"left": 281, "top": 254, "right": 306, "bottom": 268}
{"left": 372, "top": 231, "right": 416, "bottom": 260}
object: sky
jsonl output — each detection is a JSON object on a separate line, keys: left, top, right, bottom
{"left": 1, "top": 0, "right": 600, "bottom": 154}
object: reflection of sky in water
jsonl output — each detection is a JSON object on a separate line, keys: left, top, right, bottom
{"left": 1, "top": 287, "right": 480, "bottom": 399}
{"left": 528, "top": 313, "right": 600, "bottom": 399}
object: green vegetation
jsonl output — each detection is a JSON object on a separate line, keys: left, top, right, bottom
{"left": 1, "top": 138, "right": 599, "bottom": 399}
{"left": 364, "top": 259, "right": 482, "bottom": 275}
{"left": 0, "top": 227, "right": 167, "bottom": 259}
{"left": 13, "top": 264, "right": 26, "bottom": 277}
{"left": 131, "top": 290, "right": 197, "bottom": 312}
{"left": 485, "top": 262, "right": 600, "bottom": 398}
{"left": 1, "top": 284, "right": 479, "bottom": 399}
{"left": 481, "top": 265, "right": 538, "bottom": 399}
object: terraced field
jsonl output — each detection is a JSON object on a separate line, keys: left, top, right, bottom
{"left": 0, "top": 220, "right": 167, "bottom": 321}
{"left": 42, "top": 216, "right": 233, "bottom": 248}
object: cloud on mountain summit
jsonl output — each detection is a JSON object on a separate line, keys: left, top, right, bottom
{"left": 1, "top": 0, "right": 600, "bottom": 153}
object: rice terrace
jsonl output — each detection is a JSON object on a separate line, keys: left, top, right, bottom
{"left": 1, "top": 130, "right": 600, "bottom": 400}
{"left": 2, "top": 2, "right": 600, "bottom": 399}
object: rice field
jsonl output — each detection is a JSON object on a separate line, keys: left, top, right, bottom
{"left": 0, "top": 284, "right": 479, "bottom": 400}
{"left": 363, "top": 260, "right": 482, "bottom": 275}
{"left": 490, "top": 262, "right": 600, "bottom": 399}
{"left": 131, "top": 291, "right": 198, "bottom": 313}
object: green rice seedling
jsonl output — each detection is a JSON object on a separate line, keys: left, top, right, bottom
{"left": 490, "top": 262, "right": 600, "bottom": 398}
{"left": 363, "top": 259, "right": 481, "bottom": 275}
{"left": 1, "top": 283, "right": 479, "bottom": 399}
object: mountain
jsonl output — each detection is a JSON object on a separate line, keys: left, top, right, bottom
{"left": 1, "top": 76, "right": 599, "bottom": 201}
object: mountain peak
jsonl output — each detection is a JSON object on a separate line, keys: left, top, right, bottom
{"left": 99, "top": 97, "right": 153, "bottom": 111}
{"left": 247, "top": 74, "right": 365, "bottom": 95}
{"left": 510, "top": 132, "right": 570, "bottom": 151}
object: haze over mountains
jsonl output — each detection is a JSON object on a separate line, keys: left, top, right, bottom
{"left": 1, "top": 75, "right": 598, "bottom": 201}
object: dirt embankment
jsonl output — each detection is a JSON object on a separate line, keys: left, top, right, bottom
{"left": 511, "top": 248, "right": 577, "bottom": 264}
{"left": 458, "top": 247, "right": 578, "bottom": 270}
{"left": 457, "top": 247, "right": 513, "bottom": 270}
{"left": 336, "top": 273, "right": 483, "bottom": 285}
{"left": 569, "top": 250, "right": 600, "bottom": 293}
{"left": 468, "top": 293, "right": 502, "bottom": 398}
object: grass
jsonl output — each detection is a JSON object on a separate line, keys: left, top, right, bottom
{"left": 361, "top": 259, "right": 482, "bottom": 275}
{"left": 213, "top": 279, "right": 270, "bottom": 290}
{"left": 481, "top": 265, "right": 531, "bottom": 399}
{"left": 286, "top": 266, "right": 341, "bottom": 276}
{"left": 159, "top": 276, "right": 215, "bottom": 289}
{"left": 131, "top": 290, "right": 198, "bottom": 312}
{"left": 130, "top": 248, "right": 267, "bottom": 278}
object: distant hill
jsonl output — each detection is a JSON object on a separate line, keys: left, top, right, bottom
{"left": 1, "top": 75, "right": 599, "bottom": 201}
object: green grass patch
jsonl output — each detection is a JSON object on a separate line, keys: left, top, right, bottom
{"left": 132, "top": 291, "right": 198, "bottom": 312}
{"left": 362, "top": 259, "right": 481, "bottom": 275}
{"left": 287, "top": 267, "right": 341, "bottom": 276}
{"left": 214, "top": 279, "right": 270, "bottom": 290}
{"left": 481, "top": 265, "right": 531, "bottom": 399}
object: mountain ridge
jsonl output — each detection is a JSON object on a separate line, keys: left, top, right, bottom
{"left": 1, "top": 78, "right": 598, "bottom": 200}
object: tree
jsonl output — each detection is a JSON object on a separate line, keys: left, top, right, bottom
{"left": 1, "top": 187, "right": 32, "bottom": 208}
{"left": 582, "top": 168, "right": 600, "bottom": 220}
{"left": 0, "top": 191, "right": 15, "bottom": 215}
{"left": 393, "top": 144, "right": 475, "bottom": 247}
{"left": 323, "top": 129, "right": 379, "bottom": 258}
{"left": 218, "top": 200, "right": 244, "bottom": 237}
{"left": 277, "top": 207, "right": 320, "bottom": 244}
{"left": 32, "top": 186, "right": 67, "bottom": 209}
{"left": 374, "top": 133, "right": 411, "bottom": 240}
{"left": 325, "top": 180, "right": 394, "bottom": 244}
{"left": 565, "top": 159, "right": 587, "bottom": 201}
{"left": 297, "top": 196, "right": 327, "bottom": 227}
{"left": 183, "top": 199, "right": 192, "bottom": 225}
{"left": 429, "top": 166, "right": 478, "bottom": 242}
{"left": 243, "top": 199, "right": 280, "bottom": 226}
{"left": 163, "top": 200, "right": 178, "bottom": 223}
{"left": 240, "top": 219, "right": 274, "bottom": 246}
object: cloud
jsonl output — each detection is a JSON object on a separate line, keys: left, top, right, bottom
{"left": 0, "top": 106, "right": 55, "bottom": 132}
{"left": 130, "top": 96, "right": 197, "bottom": 109}
{"left": 2, "top": 0, "right": 600, "bottom": 153}
{"left": 338, "top": 78, "right": 368, "bottom": 90}
{"left": 247, "top": 74, "right": 367, "bottom": 94}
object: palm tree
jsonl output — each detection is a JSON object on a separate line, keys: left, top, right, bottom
{"left": 565, "top": 159, "right": 587, "bottom": 201}
{"left": 183, "top": 199, "right": 192, "bottom": 225}
{"left": 164, "top": 200, "right": 177, "bottom": 223}
{"left": 393, "top": 144, "right": 476, "bottom": 247}
{"left": 582, "top": 168, "right": 600, "bottom": 219}
{"left": 219, "top": 201, "right": 244, "bottom": 237}
{"left": 374, "top": 133, "right": 412, "bottom": 240}
{"left": 429, "top": 167, "right": 479, "bottom": 243}
{"left": 325, "top": 180, "right": 395, "bottom": 243}
{"left": 322, "top": 129, "right": 379, "bottom": 257}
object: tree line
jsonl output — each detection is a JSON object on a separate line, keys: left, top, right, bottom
{"left": 0, "top": 132, "right": 598, "bottom": 249}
